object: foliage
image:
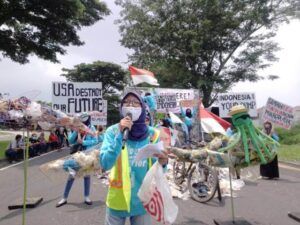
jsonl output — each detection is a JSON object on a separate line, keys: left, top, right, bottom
{"left": 0, "top": 0, "right": 110, "bottom": 63}
{"left": 0, "top": 140, "right": 10, "bottom": 159}
{"left": 276, "top": 125, "right": 300, "bottom": 145}
{"left": 61, "top": 61, "right": 128, "bottom": 125}
{"left": 116, "top": 0, "right": 300, "bottom": 106}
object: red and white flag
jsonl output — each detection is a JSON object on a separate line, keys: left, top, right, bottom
{"left": 199, "top": 107, "right": 231, "bottom": 134}
{"left": 129, "top": 66, "right": 159, "bottom": 86}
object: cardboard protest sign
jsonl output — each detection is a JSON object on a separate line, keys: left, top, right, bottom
{"left": 90, "top": 100, "right": 107, "bottom": 126}
{"left": 179, "top": 99, "right": 199, "bottom": 108}
{"left": 263, "top": 97, "right": 294, "bottom": 129}
{"left": 52, "top": 82, "right": 103, "bottom": 114}
{"left": 218, "top": 92, "right": 257, "bottom": 117}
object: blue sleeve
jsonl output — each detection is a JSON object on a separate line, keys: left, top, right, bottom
{"left": 100, "top": 125, "right": 123, "bottom": 171}
{"left": 63, "top": 159, "right": 80, "bottom": 171}
{"left": 271, "top": 133, "right": 279, "bottom": 142}
{"left": 68, "top": 131, "right": 78, "bottom": 144}
{"left": 180, "top": 105, "right": 185, "bottom": 117}
{"left": 82, "top": 135, "right": 98, "bottom": 147}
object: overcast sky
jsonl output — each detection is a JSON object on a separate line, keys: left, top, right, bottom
{"left": 0, "top": 1, "right": 299, "bottom": 108}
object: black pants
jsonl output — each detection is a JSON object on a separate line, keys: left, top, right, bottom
{"left": 5, "top": 149, "right": 23, "bottom": 162}
{"left": 260, "top": 155, "right": 279, "bottom": 179}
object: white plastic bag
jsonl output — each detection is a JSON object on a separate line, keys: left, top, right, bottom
{"left": 138, "top": 162, "right": 178, "bottom": 224}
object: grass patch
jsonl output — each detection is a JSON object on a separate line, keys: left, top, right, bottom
{"left": 0, "top": 140, "right": 10, "bottom": 160}
{"left": 278, "top": 144, "right": 300, "bottom": 162}
{"left": 276, "top": 125, "right": 300, "bottom": 145}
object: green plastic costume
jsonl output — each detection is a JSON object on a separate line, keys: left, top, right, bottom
{"left": 170, "top": 105, "right": 279, "bottom": 168}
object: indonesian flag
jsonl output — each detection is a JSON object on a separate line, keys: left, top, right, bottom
{"left": 129, "top": 66, "right": 159, "bottom": 86}
{"left": 199, "top": 107, "right": 231, "bottom": 134}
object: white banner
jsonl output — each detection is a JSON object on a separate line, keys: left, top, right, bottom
{"left": 155, "top": 88, "right": 195, "bottom": 113}
{"left": 218, "top": 92, "right": 257, "bottom": 117}
{"left": 52, "top": 82, "right": 103, "bottom": 114}
{"left": 263, "top": 97, "right": 294, "bottom": 129}
{"left": 90, "top": 100, "right": 107, "bottom": 126}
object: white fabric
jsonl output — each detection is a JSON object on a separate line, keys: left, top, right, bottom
{"left": 131, "top": 74, "right": 159, "bottom": 86}
{"left": 201, "top": 118, "right": 226, "bottom": 134}
{"left": 121, "top": 106, "right": 142, "bottom": 121}
{"left": 169, "top": 112, "right": 183, "bottom": 124}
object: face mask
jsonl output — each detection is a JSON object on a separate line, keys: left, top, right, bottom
{"left": 122, "top": 106, "right": 142, "bottom": 122}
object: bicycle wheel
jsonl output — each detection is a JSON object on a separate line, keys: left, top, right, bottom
{"left": 188, "top": 163, "right": 218, "bottom": 203}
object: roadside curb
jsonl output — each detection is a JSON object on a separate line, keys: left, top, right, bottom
{"left": 279, "top": 160, "right": 300, "bottom": 169}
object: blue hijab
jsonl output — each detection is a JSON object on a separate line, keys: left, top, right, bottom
{"left": 120, "top": 91, "right": 148, "bottom": 141}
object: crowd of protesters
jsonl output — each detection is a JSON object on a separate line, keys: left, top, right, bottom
{"left": 5, "top": 124, "right": 106, "bottom": 164}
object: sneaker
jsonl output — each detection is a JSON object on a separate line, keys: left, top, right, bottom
{"left": 84, "top": 197, "right": 92, "bottom": 205}
{"left": 56, "top": 198, "right": 67, "bottom": 208}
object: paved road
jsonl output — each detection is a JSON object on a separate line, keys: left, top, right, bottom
{"left": 0, "top": 151, "right": 299, "bottom": 225}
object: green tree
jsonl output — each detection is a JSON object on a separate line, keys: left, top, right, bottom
{"left": 116, "top": 0, "right": 300, "bottom": 107}
{"left": 0, "top": 0, "right": 110, "bottom": 64}
{"left": 61, "top": 61, "right": 128, "bottom": 125}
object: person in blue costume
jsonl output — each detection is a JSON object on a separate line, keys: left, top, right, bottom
{"left": 100, "top": 91, "right": 168, "bottom": 225}
{"left": 180, "top": 104, "right": 196, "bottom": 145}
{"left": 56, "top": 113, "right": 98, "bottom": 207}
{"left": 143, "top": 92, "right": 157, "bottom": 126}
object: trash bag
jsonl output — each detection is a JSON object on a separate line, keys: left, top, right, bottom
{"left": 138, "top": 162, "right": 178, "bottom": 224}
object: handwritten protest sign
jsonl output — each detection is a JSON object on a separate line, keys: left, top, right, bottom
{"left": 90, "top": 100, "right": 107, "bottom": 126}
{"left": 263, "top": 97, "right": 294, "bottom": 129}
{"left": 155, "top": 88, "right": 195, "bottom": 113}
{"left": 124, "top": 87, "right": 196, "bottom": 113}
{"left": 52, "top": 82, "right": 103, "bottom": 114}
{"left": 218, "top": 92, "right": 257, "bottom": 117}
{"left": 179, "top": 99, "right": 199, "bottom": 108}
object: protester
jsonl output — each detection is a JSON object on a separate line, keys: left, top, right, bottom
{"left": 55, "top": 126, "right": 69, "bottom": 148}
{"left": 56, "top": 113, "right": 98, "bottom": 207}
{"left": 5, "top": 134, "right": 24, "bottom": 163}
{"left": 143, "top": 92, "right": 157, "bottom": 126}
{"left": 29, "top": 132, "right": 41, "bottom": 156}
{"left": 97, "top": 125, "right": 105, "bottom": 144}
{"left": 260, "top": 121, "right": 280, "bottom": 179}
{"left": 48, "top": 130, "right": 59, "bottom": 150}
{"left": 38, "top": 132, "right": 48, "bottom": 153}
{"left": 180, "top": 104, "right": 195, "bottom": 145}
{"left": 100, "top": 91, "right": 168, "bottom": 225}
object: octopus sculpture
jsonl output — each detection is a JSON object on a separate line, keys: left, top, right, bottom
{"left": 170, "top": 105, "right": 279, "bottom": 168}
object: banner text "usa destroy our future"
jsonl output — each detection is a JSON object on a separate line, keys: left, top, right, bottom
{"left": 52, "top": 82, "right": 103, "bottom": 114}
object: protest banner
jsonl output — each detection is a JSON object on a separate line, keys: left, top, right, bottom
{"left": 90, "top": 100, "right": 107, "bottom": 126}
{"left": 218, "top": 92, "right": 257, "bottom": 117}
{"left": 52, "top": 82, "right": 103, "bottom": 114}
{"left": 263, "top": 97, "right": 294, "bottom": 129}
{"left": 124, "top": 87, "right": 196, "bottom": 113}
{"left": 155, "top": 88, "right": 195, "bottom": 113}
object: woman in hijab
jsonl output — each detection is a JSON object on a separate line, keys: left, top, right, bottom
{"left": 100, "top": 91, "right": 168, "bottom": 225}
{"left": 180, "top": 105, "right": 195, "bottom": 146}
{"left": 260, "top": 121, "right": 280, "bottom": 179}
{"left": 56, "top": 113, "right": 98, "bottom": 207}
